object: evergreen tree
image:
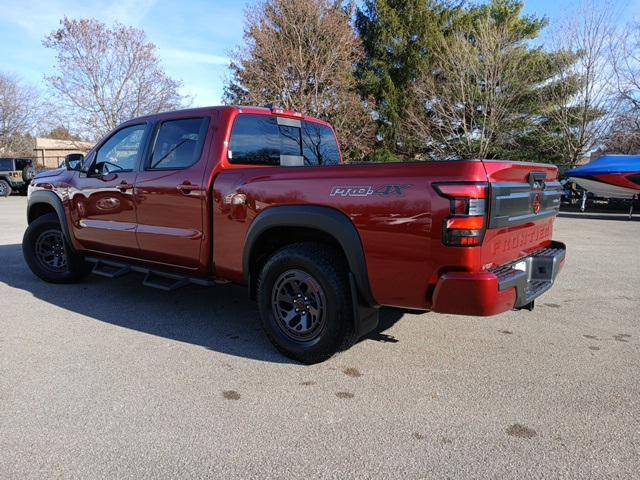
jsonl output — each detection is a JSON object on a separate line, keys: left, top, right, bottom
{"left": 355, "top": 0, "right": 458, "bottom": 159}
{"left": 455, "top": 0, "right": 602, "bottom": 163}
{"left": 358, "top": 0, "right": 602, "bottom": 163}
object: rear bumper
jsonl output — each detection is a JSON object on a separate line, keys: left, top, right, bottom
{"left": 431, "top": 241, "right": 566, "bottom": 316}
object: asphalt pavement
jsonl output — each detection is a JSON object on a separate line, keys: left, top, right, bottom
{"left": 1, "top": 196, "right": 639, "bottom": 479}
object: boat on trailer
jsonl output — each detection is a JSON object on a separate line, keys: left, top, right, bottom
{"left": 566, "top": 155, "right": 640, "bottom": 218}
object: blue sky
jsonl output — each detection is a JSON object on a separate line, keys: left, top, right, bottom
{"left": 0, "top": 0, "right": 638, "bottom": 107}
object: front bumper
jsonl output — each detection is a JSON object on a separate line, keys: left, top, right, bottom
{"left": 431, "top": 241, "right": 566, "bottom": 316}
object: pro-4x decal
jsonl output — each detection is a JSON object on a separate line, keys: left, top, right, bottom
{"left": 330, "top": 184, "right": 412, "bottom": 197}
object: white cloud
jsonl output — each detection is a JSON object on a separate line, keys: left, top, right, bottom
{"left": 0, "top": 0, "right": 157, "bottom": 35}
{"left": 181, "top": 83, "right": 224, "bottom": 107}
{"left": 104, "top": 0, "right": 157, "bottom": 26}
{"left": 161, "top": 48, "right": 229, "bottom": 66}
{"left": 0, "top": 0, "right": 62, "bottom": 35}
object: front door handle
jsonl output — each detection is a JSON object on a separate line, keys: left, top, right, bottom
{"left": 117, "top": 180, "right": 134, "bottom": 192}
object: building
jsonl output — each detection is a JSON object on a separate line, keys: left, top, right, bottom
{"left": 33, "top": 138, "right": 94, "bottom": 169}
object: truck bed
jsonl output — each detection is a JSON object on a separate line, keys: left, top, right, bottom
{"left": 213, "top": 159, "right": 563, "bottom": 311}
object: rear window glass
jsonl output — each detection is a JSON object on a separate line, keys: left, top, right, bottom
{"left": 0, "top": 159, "right": 13, "bottom": 170}
{"left": 279, "top": 124, "right": 302, "bottom": 157}
{"left": 302, "top": 122, "right": 341, "bottom": 166}
{"left": 229, "top": 115, "right": 280, "bottom": 165}
{"left": 229, "top": 114, "right": 340, "bottom": 166}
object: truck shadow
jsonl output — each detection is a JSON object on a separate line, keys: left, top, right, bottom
{"left": 0, "top": 243, "right": 406, "bottom": 364}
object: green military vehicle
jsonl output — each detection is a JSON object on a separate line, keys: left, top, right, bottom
{"left": 0, "top": 157, "right": 37, "bottom": 197}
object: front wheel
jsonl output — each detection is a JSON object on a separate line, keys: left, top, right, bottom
{"left": 0, "top": 180, "right": 11, "bottom": 197}
{"left": 257, "top": 242, "right": 356, "bottom": 364}
{"left": 22, "top": 213, "right": 90, "bottom": 283}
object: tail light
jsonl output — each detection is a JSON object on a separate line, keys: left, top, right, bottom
{"left": 434, "top": 182, "right": 489, "bottom": 246}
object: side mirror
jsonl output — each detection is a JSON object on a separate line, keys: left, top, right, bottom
{"left": 63, "top": 153, "right": 84, "bottom": 171}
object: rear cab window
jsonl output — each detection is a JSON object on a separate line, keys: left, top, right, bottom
{"left": 228, "top": 114, "right": 340, "bottom": 167}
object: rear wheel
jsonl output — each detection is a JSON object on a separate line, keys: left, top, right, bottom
{"left": 0, "top": 180, "right": 11, "bottom": 197}
{"left": 22, "top": 213, "right": 90, "bottom": 283}
{"left": 257, "top": 242, "right": 355, "bottom": 364}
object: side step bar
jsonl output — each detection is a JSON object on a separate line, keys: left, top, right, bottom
{"left": 143, "top": 271, "right": 190, "bottom": 291}
{"left": 91, "top": 259, "right": 131, "bottom": 279}
{"left": 86, "top": 257, "right": 215, "bottom": 291}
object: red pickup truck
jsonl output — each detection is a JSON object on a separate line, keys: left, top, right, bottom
{"left": 22, "top": 106, "right": 565, "bottom": 363}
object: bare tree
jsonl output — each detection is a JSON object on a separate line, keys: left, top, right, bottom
{"left": 42, "top": 125, "right": 83, "bottom": 142}
{"left": 0, "top": 73, "right": 42, "bottom": 155}
{"left": 543, "top": 0, "right": 617, "bottom": 164}
{"left": 607, "top": 21, "right": 640, "bottom": 154}
{"left": 43, "top": 18, "right": 188, "bottom": 140}
{"left": 405, "top": 16, "right": 533, "bottom": 160}
{"left": 224, "top": 0, "right": 374, "bottom": 159}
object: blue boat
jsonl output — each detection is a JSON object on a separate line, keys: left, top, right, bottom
{"left": 566, "top": 155, "right": 640, "bottom": 200}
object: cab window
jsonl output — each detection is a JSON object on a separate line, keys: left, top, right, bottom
{"left": 93, "top": 124, "right": 146, "bottom": 175}
{"left": 148, "top": 117, "right": 210, "bottom": 170}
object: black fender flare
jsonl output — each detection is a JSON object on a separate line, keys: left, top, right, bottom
{"left": 27, "top": 190, "right": 76, "bottom": 252}
{"left": 243, "top": 205, "right": 379, "bottom": 337}
{"left": 243, "top": 205, "right": 378, "bottom": 308}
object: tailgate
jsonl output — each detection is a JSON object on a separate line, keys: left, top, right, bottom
{"left": 481, "top": 160, "right": 562, "bottom": 268}
{"left": 481, "top": 160, "right": 565, "bottom": 308}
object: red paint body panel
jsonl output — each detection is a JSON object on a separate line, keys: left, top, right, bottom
{"left": 213, "top": 161, "right": 489, "bottom": 309}
{"left": 134, "top": 166, "right": 206, "bottom": 269}
{"left": 431, "top": 272, "right": 517, "bottom": 316}
{"left": 29, "top": 105, "right": 564, "bottom": 315}
{"left": 68, "top": 171, "right": 140, "bottom": 257}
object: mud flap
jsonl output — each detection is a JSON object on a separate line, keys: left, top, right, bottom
{"left": 349, "top": 272, "right": 379, "bottom": 338}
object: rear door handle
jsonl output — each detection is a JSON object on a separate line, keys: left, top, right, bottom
{"left": 117, "top": 181, "right": 134, "bottom": 192}
{"left": 177, "top": 181, "right": 201, "bottom": 195}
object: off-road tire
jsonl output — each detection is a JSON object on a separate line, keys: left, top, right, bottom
{"left": 22, "top": 166, "right": 36, "bottom": 183}
{"left": 0, "top": 179, "right": 11, "bottom": 197}
{"left": 257, "top": 242, "right": 356, "bottom": 364}
{"left": 22, "top": 213, "right": 90, "bottom": 283}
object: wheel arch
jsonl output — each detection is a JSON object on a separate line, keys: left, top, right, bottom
{"left": 243, "top": 205, "right": 377, "bottom": 308}
{"left": 27, "top": 190, "right": 76, "bottom": 252}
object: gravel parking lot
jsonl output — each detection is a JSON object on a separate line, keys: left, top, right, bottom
{"left": 1, "top": 196, "right": 639, "bottom": 479}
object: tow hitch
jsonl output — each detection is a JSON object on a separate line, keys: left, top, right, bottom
{"left": 517, "top": 300, "right": 535, "bottom": 311}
